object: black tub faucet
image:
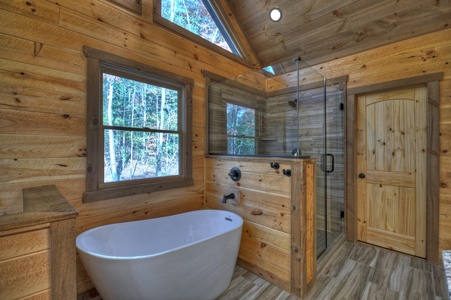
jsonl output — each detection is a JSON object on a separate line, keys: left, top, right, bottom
{"left": 222, "top": 193, "right": 235, "bottom": 203}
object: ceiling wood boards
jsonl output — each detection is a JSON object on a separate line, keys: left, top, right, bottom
{"left": 227, "top": 0, "right": 451, "bottom": 67}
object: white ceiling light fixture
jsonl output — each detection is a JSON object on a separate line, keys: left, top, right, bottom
{"left": 269, "top": 7, "right": 282, "bottom": 22}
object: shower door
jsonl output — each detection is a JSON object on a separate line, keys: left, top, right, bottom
{"left": 316, "top": 81, "right": 345, "bottom": 257}
{"left": 297, "top": 80, "right": 344, "bottom": 257}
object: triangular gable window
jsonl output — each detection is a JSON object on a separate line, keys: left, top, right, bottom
{"left": 160, "top": 0, "right": 240, "bottom": 55}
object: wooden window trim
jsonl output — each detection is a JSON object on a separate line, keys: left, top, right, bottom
{"left": 153, "top": 0, "right": 255, "bottom": 68}
{"left": 82, "top": 46, "right": 194, "bottom": 203}
{"left": 107, "top": 0, "right": 142, "bottom": 14}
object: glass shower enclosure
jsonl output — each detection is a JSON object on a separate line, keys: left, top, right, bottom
{"left": 206, "top": 58, "right": 346, "bottom": 257}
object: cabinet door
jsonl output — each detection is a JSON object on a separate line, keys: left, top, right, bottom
{"left": 0, "top": 226, "right": 51, "bottom": 299}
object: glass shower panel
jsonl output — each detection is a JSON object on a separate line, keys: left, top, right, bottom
{"left": 325, "top": 81, "right": 345, "bottom": 242}
{"left": 206, "top": 60, "right": 345, "bottom": 258}
{"left": 316, "top": 80, "right": 345, "bottom": 256}
{"left": 294, "top": 83, "right": 328, "bottom": 256}
{"left": 207, "top": 58, "right": 324, "bottom": 157}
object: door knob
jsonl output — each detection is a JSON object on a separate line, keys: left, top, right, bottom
{"left": 359, "top": 173, "right": 366, "bottom": 179}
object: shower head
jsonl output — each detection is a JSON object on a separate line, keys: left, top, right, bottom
{"left": 288, "top": 99, "right": 297, "bottom": 108}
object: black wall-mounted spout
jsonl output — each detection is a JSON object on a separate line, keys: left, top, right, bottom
{"left": 222, "top": 193, "right": 235, "bottom": 203}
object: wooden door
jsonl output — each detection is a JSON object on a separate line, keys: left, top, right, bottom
{"left": 356, "top": 87, "right": 427, "bottom": 257}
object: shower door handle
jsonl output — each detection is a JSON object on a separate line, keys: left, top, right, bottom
{"left": 326, "top": 153, "right": 334, "bottom": 173}
{"left": 321, "top": 153, "right": 335, "bottom": 173}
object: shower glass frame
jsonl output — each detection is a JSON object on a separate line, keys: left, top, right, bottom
{"left": 204, "top": 60, "right": 346, "bottom": 257}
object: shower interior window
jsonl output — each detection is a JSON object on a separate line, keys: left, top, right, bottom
{"left": 226, "top": 103, "right": 256, "bottom": 155}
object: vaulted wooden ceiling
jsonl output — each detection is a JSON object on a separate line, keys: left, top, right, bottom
{"left": 227, "top": 0, "right": 451, "bottom": 68}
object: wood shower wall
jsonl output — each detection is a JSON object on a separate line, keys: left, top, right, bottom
{"left": 205, "top": 156, "right": 317, "bottom": 297}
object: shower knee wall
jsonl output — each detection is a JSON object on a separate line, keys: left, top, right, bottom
{"left": 204, "top": 156, "right": 317, "bottom": 297}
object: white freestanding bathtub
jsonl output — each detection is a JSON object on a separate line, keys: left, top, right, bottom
{"left": 76, "top": 209, "right": 243, "bottom": 300}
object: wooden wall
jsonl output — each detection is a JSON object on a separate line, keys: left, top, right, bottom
{"left": 1, "top": 0, "right": 451, "bottom": 296}
{"left": 0, "top": 0, "right": 252, "bottom": 294}
{"left": 205, "top": 157, "right": 292, "bottom": 291}
{"left": 260, "top": 27, "right": 451, "bottom": 257}
{"left": 311, "top": 28, "right": 451, "bottom": 255}
{"left": 204, "top": 156, "right": 317, "bottom": 297}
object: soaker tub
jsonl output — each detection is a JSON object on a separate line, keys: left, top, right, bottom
{"left": 76, "top": 209, "right": 243, "bottom": 300}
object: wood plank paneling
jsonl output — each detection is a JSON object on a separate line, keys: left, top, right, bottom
{"left": 0, "top": 157, "right": 85, "bottom": 184}
{"left": 205, "top": 156, "right": 316, "bottom": 297}
{"left": 1, "top": 0, "right": 451, "bottom": 297}
{"left": 0, "top": 110, "right": 85, "bottom": 136}
{"left": 0, "top": 0, "right": 246, "bottom": 292}
{"left": 205, "top": 156, "right": 292, "bottom": 261}
{"left": 278, "top": 27, "right": 451, "bottom": 264}
{"left": 0, "top": 135, "right": 86, "bottom": 159}
{"left": 0, "top": 33, "right": 86, "bottom": 76}
{"left": 229, "top": 0, "right": 451, "bottom": 67}
{"left": 0, "top": 58, "right": 85, "bottom": 95}
{"left": 0, "top": 0, "right": 60, "bottom": 23}
{"left": 0, "top": 83, "right": 85, "bottom": 116}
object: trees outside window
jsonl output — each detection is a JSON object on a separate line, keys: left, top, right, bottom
{"left": 226, "top": 103, "right": 256, "bottom": 155}
{"left": 83, "top": 47, "right": 193, "bottom": 202}
{"left": 102, "top": 73, "right": 180, "bottom": 183}
{"left": 160, "top": 0, "right": 237, "bottom": 53}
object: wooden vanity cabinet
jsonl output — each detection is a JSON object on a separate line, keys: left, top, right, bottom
{"left": 0, "top": 185, "right": 78, "bottom": 300}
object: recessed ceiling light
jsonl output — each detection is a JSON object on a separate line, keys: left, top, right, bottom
{"left": 269, "top": 7, "right": 282, "bottom": 22}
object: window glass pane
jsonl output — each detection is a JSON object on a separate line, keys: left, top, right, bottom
{"left": 161, "top": 0, "right": 234, "bottom": 53}
{"left": 226, "top": 103, "right": 255, "bottom": 136}
{"left": 263, "top": 66, "right": 275, "bottom": 75}
{"left": 227, "top": 137, "right": 255, "bottom": 155}
{"left": 104, "top": 129, "right": 180, "bottom": 183}
{"left": 102, "top": 73, "right": 178, "bottom": 131}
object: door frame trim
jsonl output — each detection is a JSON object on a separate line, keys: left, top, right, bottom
{"left": 344, "top": 73, "right": 443, "bottom": 264}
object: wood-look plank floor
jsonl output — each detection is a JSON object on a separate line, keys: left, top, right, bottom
{"left": 79, "top": 236, "right": 448, "bottom": 300}
{"left": 219, "top": 236, "right": 448, "bottom": 300}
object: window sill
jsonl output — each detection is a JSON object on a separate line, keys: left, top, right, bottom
{"left": 82, "top": 178, "right": 194, "bottom": 203}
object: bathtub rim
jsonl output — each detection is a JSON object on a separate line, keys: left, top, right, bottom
{"left": 76, "top": 209, "right": 243, "bottom": 260}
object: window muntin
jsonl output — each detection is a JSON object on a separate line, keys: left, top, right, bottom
{"left": 226, "top": 103, "right": 256, "bottom": 155}
{"left": 83, "top": 46, "right": 193, "bottom": 202}
{"left": 160, "top": 0, "right": 239, "bottom": 55}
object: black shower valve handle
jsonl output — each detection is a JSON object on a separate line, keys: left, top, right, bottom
{"left": 270, "top": 162, "right": 280, "bottom": 170}
{"left": 282, "top": 169, "right": 291, "bottom": 177}
{"left": 228, "top": 167, "right": 241, "bottom": 182}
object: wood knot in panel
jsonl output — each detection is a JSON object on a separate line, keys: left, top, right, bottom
{"left": 251, "top": 209, "right": 263, "bottom": 215}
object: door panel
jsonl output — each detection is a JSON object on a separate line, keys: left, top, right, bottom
{"left": 356, "top": 87, "right": 426, "bottom": 257}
